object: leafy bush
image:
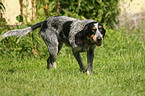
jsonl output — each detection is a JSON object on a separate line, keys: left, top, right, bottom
{"left": 60, "top": 0, "right": 120, "bottom": 26}
{"left": 35, "top": 0, "right": 120, "bottom": 27}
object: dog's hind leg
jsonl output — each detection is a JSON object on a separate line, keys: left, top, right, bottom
{"left": 47, "top": 41, "right": 63, "bottom": 69}
{"left": 40, "top": 31, "right": 60, "bottom": 69}
{"left": 46, "top": 44, "right": 58, "bottom": 69}
{"left": 46, "top": 38, "right": 59, "bottom": 69}
{"left": 47, "top": 55, "right": 57, "bottom": 69}
{"left": 47, "top": 41, "right": 63, "bottom": 68}
{"left": 72, "top": 50, "right": 87, "bottom": 72}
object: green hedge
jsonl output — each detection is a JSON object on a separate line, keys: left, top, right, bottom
{"left": 36, "top": 0, "right": 120, "bottom": 27}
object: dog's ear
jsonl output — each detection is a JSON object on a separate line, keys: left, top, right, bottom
{"left": 75, "top": 30, "right": 84, "bottom": 46}
{"left": 82, "top": 25, "right": 91, "bottom": 37}
{"left": 83, "top": 22, "right": 96, "bottom": 36}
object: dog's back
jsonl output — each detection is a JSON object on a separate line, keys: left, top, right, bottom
{"left": 45, "top": 16, "right": 78, "bottom": 32}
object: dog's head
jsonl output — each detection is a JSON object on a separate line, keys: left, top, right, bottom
{"left": 84, "top": 22, "right": 106, "bottom": 46}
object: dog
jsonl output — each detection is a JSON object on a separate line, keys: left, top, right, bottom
{"left": 1, "top": 16, "right": 106, "bottom": 74}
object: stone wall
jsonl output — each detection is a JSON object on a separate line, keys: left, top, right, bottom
{"left": 2, "top": 0, "right": 34, "bottom": 25}
{"left": 117, "top": 0, "right": 145, "bottom": 31}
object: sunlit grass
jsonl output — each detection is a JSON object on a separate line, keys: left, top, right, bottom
{"left": 0, "top": 28, "right": 145, "bottom": 95}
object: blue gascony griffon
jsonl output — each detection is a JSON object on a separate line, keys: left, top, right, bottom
{"left": 1, "top": 16, "right": 106, "bottom": 74}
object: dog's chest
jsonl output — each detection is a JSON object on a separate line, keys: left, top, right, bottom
{"left": 81, "top": 44, "right": 90, "bottom": 51}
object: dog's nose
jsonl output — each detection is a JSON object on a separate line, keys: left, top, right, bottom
{"left": 97, "top": 37, "right": 102, "bottom": 41}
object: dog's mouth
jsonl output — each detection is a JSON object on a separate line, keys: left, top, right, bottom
{"left": 95, "top": 41, "right": 102, "bottom": 46}
{"left": 90, "top": 34, "right": 103, "bottom": 46}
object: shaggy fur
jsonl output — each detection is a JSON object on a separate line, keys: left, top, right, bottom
{"left": 2, "top": 16, "right": 106, "bottom": 74}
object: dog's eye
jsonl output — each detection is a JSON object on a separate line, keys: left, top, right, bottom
{"left": 93, "top": 27, "right": 96, "bottom": 30}
{"left": 99, "top": 26, "right": 102, "bottom": 28}
{"left": 92, "top": 27, "right": 96, "bottom": 31}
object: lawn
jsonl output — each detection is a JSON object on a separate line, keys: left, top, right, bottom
{"left": 0, "top": 28, "right": 145, "bottom": 96}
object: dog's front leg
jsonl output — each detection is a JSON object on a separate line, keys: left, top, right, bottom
{"left": 72, "top": 50, "right": 87, "bottom": 72}
{"left": 87, "top": 49, "right": 95, "bottom": 74}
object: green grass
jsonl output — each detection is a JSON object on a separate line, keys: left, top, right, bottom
{"left": 0, "top": 28, "right": 145, "bottom": 96}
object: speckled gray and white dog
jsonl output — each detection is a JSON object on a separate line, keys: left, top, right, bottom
{"left": 2, "top": 16, "right": 106, "bottom": 74}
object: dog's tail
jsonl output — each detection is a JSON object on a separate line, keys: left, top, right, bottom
{"left": 1, "top": 21, "right": 44, "bottom": 40}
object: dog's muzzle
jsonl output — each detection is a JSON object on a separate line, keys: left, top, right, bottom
{"left": 91, "top": 34, "right": 103, "bottom": 46}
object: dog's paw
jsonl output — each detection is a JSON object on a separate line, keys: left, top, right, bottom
{"left": 87, "top": 70, "right": 93, "bottom": 74}
{"left": 47, "top": 62, "right": 57, "bottom": 69}
{"left": 53, "top": 62, "right": 57, "bottom": 69}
